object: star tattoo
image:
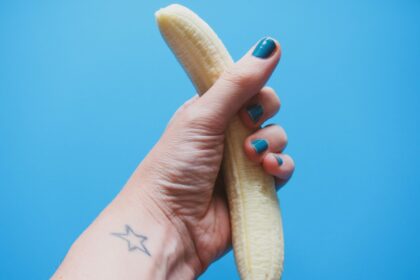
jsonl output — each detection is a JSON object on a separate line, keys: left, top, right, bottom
{"left": 111, "top": 225, "right": 151, "bottom": 256}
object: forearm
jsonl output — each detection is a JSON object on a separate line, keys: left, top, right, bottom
{"left": 52, "top": 182, "right": 200, "bottom": 280}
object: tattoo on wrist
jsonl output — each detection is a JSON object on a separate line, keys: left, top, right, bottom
{"left": 111, "top": 225, "right": 151, "bottom": 256}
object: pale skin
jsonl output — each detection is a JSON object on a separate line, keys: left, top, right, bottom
{"left": 53, "top": 38, "right": 295, "bottom": 279}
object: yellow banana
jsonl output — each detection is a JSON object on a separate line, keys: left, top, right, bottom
{"left": 155, "top": 4, "right": 284, "bottom": 279}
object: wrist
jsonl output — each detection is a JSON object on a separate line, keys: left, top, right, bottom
{"left": 121, "top": 183, "right": 203, "bottom": 278}
{"left": 54, "top": 182, "right": 202, "bottom": 280}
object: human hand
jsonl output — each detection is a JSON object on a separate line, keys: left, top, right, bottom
{"left": 126, "top": 38, "right": 295, "bottom": 275}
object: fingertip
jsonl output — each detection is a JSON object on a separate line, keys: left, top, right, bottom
{"left": 239, "top": 86, "right": 281, "bottom": 129}
{"left": 244, "top": 138, "right": 269, "bottom": 162}
{"left": 262, "top": 153, "right": 295, "bottom": 180}
{"left": 262, "top": 153, "right": 281, "bottom": 176}
{"left": 239, "top": 103, "right": 264, "bottom": 128}
{"left": 269, "top": 37, "right": 282, "bottom": 61}
{"left": 274, "top": 38, "right": 282, "bottom": 59}
{"left": 249, "top": 37, "right": 281, "bottom": 62}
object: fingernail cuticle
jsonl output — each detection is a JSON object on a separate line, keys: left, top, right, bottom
{"left": 246, "top": 104, "right": 263, "bottom": 123}
{"left": 251, "top": 139, "right": 268, "bottom": 154}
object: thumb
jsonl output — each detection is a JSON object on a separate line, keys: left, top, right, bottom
{"left": 195, "top": 37, "right": 281, "bottom": 126}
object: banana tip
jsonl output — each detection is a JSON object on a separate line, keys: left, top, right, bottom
{"left": 155, "top": 3, "right": 186, "bottom": 20}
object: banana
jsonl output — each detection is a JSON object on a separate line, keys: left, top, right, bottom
{"left": 155, "top": 4, "right": 284, "bottom": 279}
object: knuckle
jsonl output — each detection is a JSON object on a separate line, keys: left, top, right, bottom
{"left": 280, "top": 127, "right": 288, "bottom": 146}
{"left": 272, "top": 125, "right": 288, "bottom": 146}
{"left": 180, "top": 105, "right": 225, "bottom": 133}
{"left": 181, "top": 106, "right": 203, "bottom": 125}
{"left": 288, "top": 156, "right": 295, "bottom": 169}
{"left": 272, "top": 93, "right": 281, "bottom": 112}
{"left": 284, "top": 155, "right": 295, "bottom": 174}
{"left": 263, "top": 87, "right": 281, "bottom": 111}
{"left": 222, "top": 65, "right": 259, "bottom": 89}
{"left": 263, "top": 86, "right": 276, "bottom": 95}
{"left": 172, "top": 96, "right": 197, "bottom": 118}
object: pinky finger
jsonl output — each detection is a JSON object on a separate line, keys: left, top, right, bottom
{"left": 262, "top": 153, "right": 295, "bottom": 190}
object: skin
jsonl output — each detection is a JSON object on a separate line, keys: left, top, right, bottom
{"left": 53, "top": 38, "right": 295, "bottom": 279}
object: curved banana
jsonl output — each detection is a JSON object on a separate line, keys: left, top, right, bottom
{"left": 155, "top": 4, "right": 284, "bottom": 279}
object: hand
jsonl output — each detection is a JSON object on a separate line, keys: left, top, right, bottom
{"left": 128, "top": 38, "right": 295, "bottom": 275}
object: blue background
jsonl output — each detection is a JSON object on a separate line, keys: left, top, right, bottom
{"left": 0, "top": 0, "right": 419, "bottom": 279}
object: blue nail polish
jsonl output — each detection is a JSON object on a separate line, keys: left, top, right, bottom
{"left": 251, "top": 139, "right": 268, "bottom": 154}
{"left": 246, "top": 104, "right": 263, "bottom": 123}
{"left": 252, "top": 37, "right": 277, "bottom": 58}
{"left": 275, "top": 155, "right": 283, "bottom": 166}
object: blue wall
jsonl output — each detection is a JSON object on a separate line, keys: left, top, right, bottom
{"left": 0, "top": 0, "right": 419, "bottom": 279}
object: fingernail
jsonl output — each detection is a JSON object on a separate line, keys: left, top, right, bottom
{"left": 251, "top": 139, "right": 268, "bottom": 154}
{"left": 246, "top": 104, "right": 263, "bottom": 123}
{"left": 275, "top": 155, "right": 283, "bottom": 166}
{"left": 252, "top": 37, "right": 277, "bottom": 58}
